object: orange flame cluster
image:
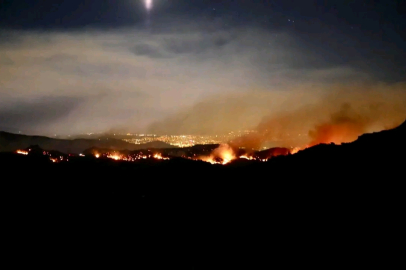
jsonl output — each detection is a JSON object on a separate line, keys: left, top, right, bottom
{"left": 103, "top": 152, "right": 169, "bottom": 161}
{"left": 107, "top": 154, "right": 122, "bottom": 160}
{"left": 16, "top": 150, "right": 28, "bottom": 155}
{"left": 239, "top": 155, "right": 254, "bottom": 160}
{"left": 153, "top": 153, "right": 169, "bottom": 160}
{"left": 198, "top": 144, "right": 237, "bottom": 164}
{"left": 289, "top": 147, "right": 302, "bottom": 154}
{"left": 197, "top": 143, "right": 305, "bottom": 164}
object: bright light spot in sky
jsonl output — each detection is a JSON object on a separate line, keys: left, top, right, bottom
{"left": 145, "top": 0, "right": 153, "bottom": 11}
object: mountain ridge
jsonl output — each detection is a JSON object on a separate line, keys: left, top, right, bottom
{"left": 0, "top": 130, "right": 175, "bottom": 153}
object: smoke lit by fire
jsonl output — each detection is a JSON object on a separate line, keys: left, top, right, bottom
{"left": 16, "top": 111, "right": 406, "bottom": 166}
{"left": 307, "top": 104, "right": 367, "bottom": 146}
{"left": 148, "top": 83, "right": 405, "bottom": 157}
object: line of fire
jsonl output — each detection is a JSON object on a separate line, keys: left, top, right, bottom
{"left": 14, "top": 143, "right": 304, "bottom": 165}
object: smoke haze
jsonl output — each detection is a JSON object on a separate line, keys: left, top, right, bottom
{"left": 0, "top": 12, "right": 405, "bottom": 138}
{"left": 149, "top": 82, "right": 406, "bottom": 148}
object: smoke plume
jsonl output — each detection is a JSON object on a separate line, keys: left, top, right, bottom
{"left": 308, "top": 103, "right": 367, "bottom": 146}
{"left": 149, "top": 82, "right": 406, "bottom": 150}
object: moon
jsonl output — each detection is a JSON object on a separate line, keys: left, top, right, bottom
{"left": 145, "top": 0, "right": 153, "bottom": 11}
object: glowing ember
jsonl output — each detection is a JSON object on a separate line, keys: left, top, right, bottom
{"left": 290, "top": 147, "right": 301, "bottom": 154}
{"left": 16, "top": 150, "right": 28, "bottom": 155}
{"left": 50, "top": 158, "right": 58, "bottom": 163}
{"left": 95, "top": 154, "right": 100, "bottom": 158}
{"left": 239, "top": 155, "right": 254, "bottom": 160}
{"left": 153, "top": 153, "right": 169, "bottom": 160}
{"left": 107, "top": 154, "right": 122, "bottom": 161}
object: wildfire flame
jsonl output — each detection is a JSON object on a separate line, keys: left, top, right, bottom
{"left": 199, "top": 144, "right": 237, "bottom": 165}
{"left": 14, "top": 143, "right": 307, "bottom": 166}
{"left": 153, "top": 153, "right": 169, "bottom": 160}
{"left": 239, "top": 155, "right": 254, "bottom": 160}
{"left": 104, "top": 151, "right": 170, "bottom": 161}
{"left": 107, "top": 154, "right": 122, "bottom": 161}
{"left": 289, "top": 147, "right": 302, "bottom": 155}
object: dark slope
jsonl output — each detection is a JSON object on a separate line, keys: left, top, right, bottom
{"left": 0, "top": 131, "right": 174, "bottom": 153}
{"left": 142, "top": 140, "right": 176, "bottom": 149}
{"left": 268, "top": 118, "right": 406, "bottom": 174}
{"left": 1, "top": 120, "right": 405, "bottom": 267}
{"left": 256, "top": 147, "right": 290, "bottom": 159}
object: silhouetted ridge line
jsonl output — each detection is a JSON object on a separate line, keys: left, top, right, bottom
{"left": 397, "top": 119, "right": 406, "bottom": 130}
{"left": 0, "top": 131, "right": 175, "bottom": 153}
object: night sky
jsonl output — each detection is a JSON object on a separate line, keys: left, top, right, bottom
{"left": 0, "top": 0, "right": 405, "bottom": 137}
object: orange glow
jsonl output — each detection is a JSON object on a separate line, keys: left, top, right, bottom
{"left": 290, "top": 147, "right": 302, "bottom": 154}
{"left": 308, "top": 121, "right": 362, "bottom": 146}
{"left": 198, "top": 144, "right": 237, "bottom": 165}
{"left": 107, "top": 154, "right": 122, "bottom": 161}
{"left": 239, "top": 155, "right": 254, "bottom": 160}
{"left": 95, "top": 154, "right": 100, "bottom": 158}
{"left": 16, "top": 150, "right": 28, "bottom": 155}
{"left": 153, "top": 153, "right": 169, "bottom": 160}
{"left": 154, "top": 153, "right": 162, "bottom": 159}
{"left": 199, "top": 156, "right": 218, "bottom": 164}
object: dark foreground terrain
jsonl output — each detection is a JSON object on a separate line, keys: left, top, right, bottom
{"left": 1, "top": 120, "right": 405, "bottom": 268}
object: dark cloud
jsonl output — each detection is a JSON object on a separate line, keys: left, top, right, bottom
{"left": 163, "top": 33, "right": 232, "bottom": 55}
{"left": 129, "top": 30, "right": 235, "bottom": 59}
{"left": 0, "top": 0, "right": 143, "bottom": 29}
{"left": 0, "top": 1, "right": 405, "bottom": 136}
{"left": 0, "top": 96, "right": 84, "bottom": 133}
{"left": 130, "top": 43, "right": 168, "bottom": 59}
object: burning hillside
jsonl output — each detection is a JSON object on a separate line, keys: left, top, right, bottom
{"left": 15, "top": 147, "right": 68, "bottom": 163}
{"left": 11, "top": 117, "right": 405, "bottom": 166}
{"left": 198, "top": 144, "right": 237, "bottom": 164}
{"left": 13, "top": 143, "right": 295, "bottom": 165}
{"left": 97, "top": 150, "right": 170, "bottom": 161}
{"left": 221, "top": 101, "right": 406, "bottom": 154}
{"left": 148, "top": 83, "right": 406, "bottom": 154}
{"left": 195, "top": 143, "right": 294, "bottom": 164}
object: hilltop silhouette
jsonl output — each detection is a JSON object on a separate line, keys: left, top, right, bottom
{"left": 0, "top": 131, "right": 175, "bottom": 153}
{"left": 1, "top": 119, "right": 404, "bottom": 267}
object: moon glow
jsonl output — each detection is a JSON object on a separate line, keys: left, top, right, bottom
{"left": 145, "top": 0, "right": 153, "bottom": 11}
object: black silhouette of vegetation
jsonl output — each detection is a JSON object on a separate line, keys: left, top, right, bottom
{"left": 1, "top": 119, "right": 405, "bottom": 267}
{"left": 0, "top": 131, "right": 175, "bottom": 153}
